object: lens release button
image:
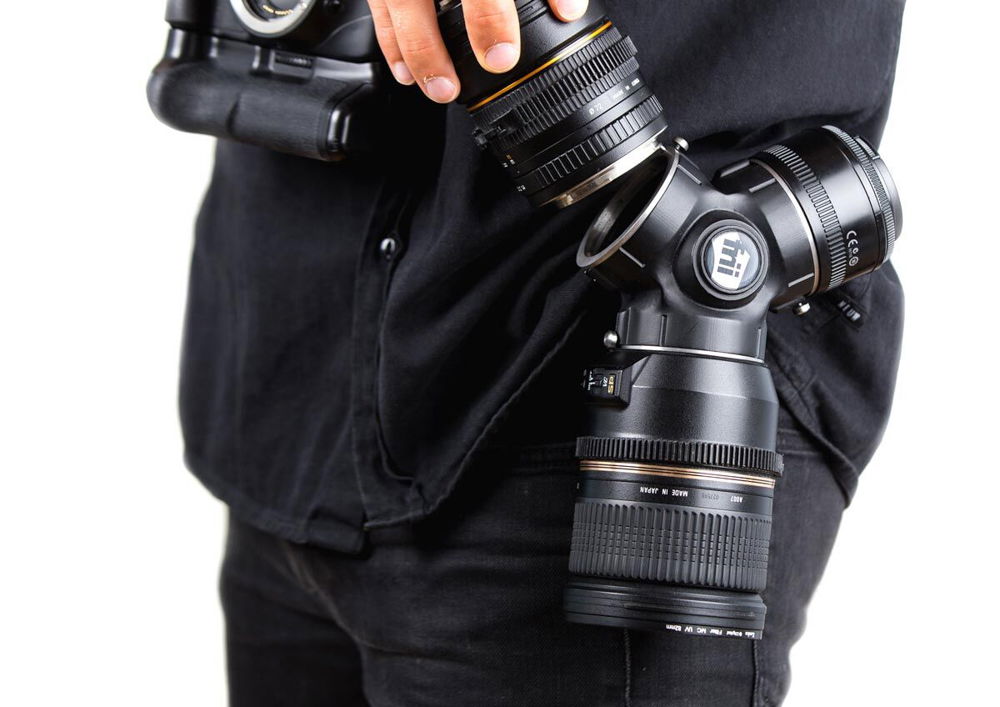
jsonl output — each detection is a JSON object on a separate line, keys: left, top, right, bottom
{"left": 582, "top": 367, "right": 631, "bottom": 406}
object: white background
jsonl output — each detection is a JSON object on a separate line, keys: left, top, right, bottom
{"left": 2, "top": 3, "right": 997, "bottom": 705}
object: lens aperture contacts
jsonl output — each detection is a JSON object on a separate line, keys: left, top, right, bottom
{"left": 250, "top": 0, "right": 304, "bottom": 18}
{"left": 230, "top": 0, "right": 316, "bottom": 36}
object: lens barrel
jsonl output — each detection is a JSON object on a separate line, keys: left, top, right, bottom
{"left": 565, "top": 352, "right": 782, "bottom": 639}
{"left": 439, "top": 0, "right": 668, "bottom": 207}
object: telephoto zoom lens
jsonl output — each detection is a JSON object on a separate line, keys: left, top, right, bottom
{"left": 438, "top": 0, "right": 668, "bottom": 207}
{"left": 564, "top": 360, "right": 783, "bottom": 640}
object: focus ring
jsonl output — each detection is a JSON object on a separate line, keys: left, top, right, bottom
{"left": 492, "top": 47, "right": 641, "bottom": 152}
{"left": 764, "top": 143, "right": 848, "bottom": 288}
{"left": 569, "top": 501, "right": 772, "bottom": 591}
{"left": 500, "top": 37, "right": 636, "bottom": 129}
{"left": 515, "top": 94, "right": 664, "bottom": 195}
{"left": 576, "top": 436, "right": 783, "bottom": 475}
{"left": 472, "top": 25, "right": 625, "bottom": 126}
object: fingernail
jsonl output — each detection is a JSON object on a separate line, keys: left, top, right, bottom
{"left": 556, "top": 0, "right": 587, "bottom": 20}
{"left": 391, "top": 61, "right": 414, "bottom": 84}
{"left": 485, "top": 42, "right": 519, "bottom": 72}
{"left": 424, "top": 76, "right": 457, "bottom": 103}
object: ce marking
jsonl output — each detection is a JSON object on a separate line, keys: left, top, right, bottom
{"left": 846, "top": 230, "right": 860, "bottom": 267}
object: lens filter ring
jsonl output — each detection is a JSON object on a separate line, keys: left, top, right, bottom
{"left": 565, "top": 580, "right": 766, "bottom": 639}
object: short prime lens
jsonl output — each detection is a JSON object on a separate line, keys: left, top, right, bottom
{"left": 439, "top": 0, "right": 668, "bottom": 207}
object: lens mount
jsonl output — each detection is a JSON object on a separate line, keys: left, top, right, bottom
{"left": 577, "top": 146, "right": 677, "bottom": 270}
{"left": 230, "top": 0, "right": 317, "bottom": 37}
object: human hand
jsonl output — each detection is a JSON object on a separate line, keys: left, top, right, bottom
{"left": 366, "top": 0, "right": 589, "bottom": 103}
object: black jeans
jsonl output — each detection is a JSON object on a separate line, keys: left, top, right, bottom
{"left": 221, "top": 406, "right": 845, "bottom": 706}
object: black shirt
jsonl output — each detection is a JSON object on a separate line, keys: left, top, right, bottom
{"left": 180, "top": 0, "right": 906, "bottom": 553}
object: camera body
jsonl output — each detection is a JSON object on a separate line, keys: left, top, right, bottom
{"left": 148, "top": 0, "right": 387, "bottom": 160}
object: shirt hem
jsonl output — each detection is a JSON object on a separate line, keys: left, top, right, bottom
{"left": 184, "top": 450, "right": 367, "bottom": 554}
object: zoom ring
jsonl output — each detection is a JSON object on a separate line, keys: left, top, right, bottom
{"left": 765, "top": 143, "right": 848, "bottom": 288}
{"left": 515, "top": 94, "right": 664, "bottom": 195}
{"left": 576, "top": 436, "right": 783, "bottom": 475}
{"left": 569, "top": 501, "right": 772, "bottom": 591}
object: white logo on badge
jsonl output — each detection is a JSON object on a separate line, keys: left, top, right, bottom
{"left": 705, "top": 231, "right": 756, "bottom": 291}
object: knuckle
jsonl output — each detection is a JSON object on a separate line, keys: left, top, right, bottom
{"left": 399, "top": 35, "right": 439, "bottom": 60}
{"left": 373, "top": 17, "right": 395, "bottom": 35}
{"left": 467, "top": 4, "right": 517, "bottom": 38}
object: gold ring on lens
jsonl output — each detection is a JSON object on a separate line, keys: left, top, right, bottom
{"left": 467, "top": 21, "right": 614, "bottom": 112}
{"left": 579, "top": 459, "right": 776, "bottom": 489}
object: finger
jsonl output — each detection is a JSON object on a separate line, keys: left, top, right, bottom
{"left": 387, "top": 0, "right": 460, "bottom": 103}
{"left": 462, "top": 0, "right": 520, "bottom": 74}
{"left": 548, "top": 0, "right": 588, "bottom": 22}
{"left": 367, "top": 0, "right": 414, "bottom": 84}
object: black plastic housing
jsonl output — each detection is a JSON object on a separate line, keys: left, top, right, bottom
{"left": 148, "top": 0, "right": 387, "bottom": 160}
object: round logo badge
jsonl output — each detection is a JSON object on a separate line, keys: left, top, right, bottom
{"left": 701, "top": 229, "right": 763, "bottom": 294}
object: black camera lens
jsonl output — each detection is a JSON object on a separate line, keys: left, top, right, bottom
{"left": 564, "top": 352, "right": 783, "bottom": 640}
{"left": 439, "top": 0, "right": 668, "bottom": 207}
{"left": 715, "top": 126, "right": 902, "bottom": 305}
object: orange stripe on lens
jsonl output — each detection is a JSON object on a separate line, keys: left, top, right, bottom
{"left": 467, "top": 21, "right": 614, "bottom": 113}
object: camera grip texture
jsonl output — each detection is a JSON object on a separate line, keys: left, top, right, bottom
{"left": 149, "top": 59, "right": 365, "bottom": 161}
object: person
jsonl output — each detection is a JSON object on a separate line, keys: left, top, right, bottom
{"left": 184, "top": 0, "right": 905, "bottom": 704}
